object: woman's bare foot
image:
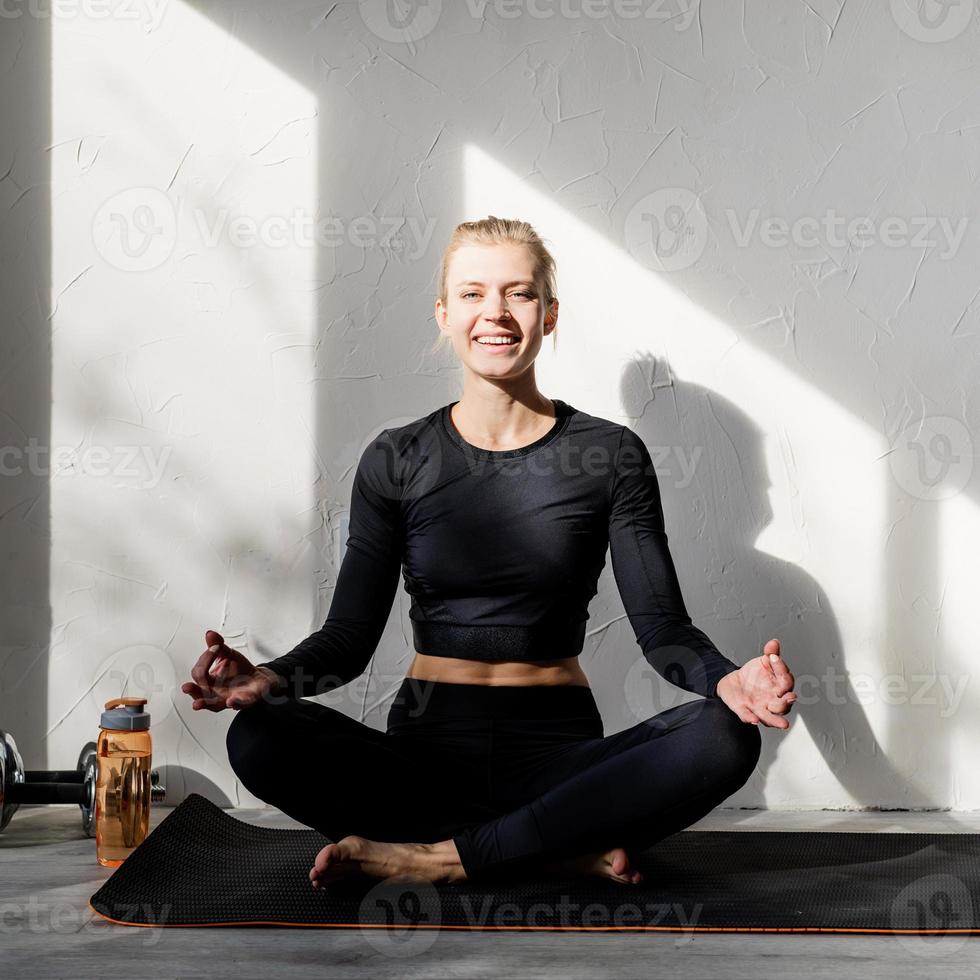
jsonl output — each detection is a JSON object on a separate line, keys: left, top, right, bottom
{"left": 309, "top": 835, "right": 467, "bottom": 889}
{"left": 543, "top": 846, "right": 644, "bottom": 885}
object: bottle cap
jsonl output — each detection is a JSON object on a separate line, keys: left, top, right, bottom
{"left": 100, "top": 697, "right": 151, "bottom": 731}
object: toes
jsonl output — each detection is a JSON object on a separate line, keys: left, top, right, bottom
{"left": 613, "top": 869, "right": 643, "bottom": 885}
{"left": 313, "top": 844, "right": 337, "bottom": 876}
{"left": 607, "top": 848, "right": 645, "bottom": 885}
{"left": 609, "top": 848, "right": 629, "bottom": 877}
{"left": 312, "top": 842, "right": 354, "bottom": 880}
{"left": 310, "top": 837, "right": 375, "bottom": 887}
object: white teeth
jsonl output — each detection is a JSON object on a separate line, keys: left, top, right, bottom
{"left": 476, "top": 336, "right": 518, "bottom": 345}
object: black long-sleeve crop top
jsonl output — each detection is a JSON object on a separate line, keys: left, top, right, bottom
{"left": 255, "top": 398, "right": 741, "bottom": 700}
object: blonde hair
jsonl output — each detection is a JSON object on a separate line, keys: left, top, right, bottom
{"left": 430, "top": 215, "right": 558, "bottom": 354}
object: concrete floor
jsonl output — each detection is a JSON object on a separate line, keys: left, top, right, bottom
{"left": 2, "top": 804, "right": 980, "bottom": 978}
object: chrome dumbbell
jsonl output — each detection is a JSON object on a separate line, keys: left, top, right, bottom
{"left": 0, "top": 729, "right": 164, "bottom": 837}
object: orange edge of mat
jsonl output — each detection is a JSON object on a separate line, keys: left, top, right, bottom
{"left": 86, "top": 901, "right": 980, "bottom": 934}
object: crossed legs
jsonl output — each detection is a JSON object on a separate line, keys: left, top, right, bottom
{"left": 226, "top": 690, "right": 761, "bottom": 884}
{"left": 451, "top": 695, "right": 761, "bottom": 880}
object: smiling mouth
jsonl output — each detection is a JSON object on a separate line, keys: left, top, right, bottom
{"left": 473, "top": 337, "right": 520, "bottom": 348}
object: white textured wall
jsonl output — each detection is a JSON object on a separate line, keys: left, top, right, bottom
{"left": 1, "top": 1, "right": 978, "bottom": 813}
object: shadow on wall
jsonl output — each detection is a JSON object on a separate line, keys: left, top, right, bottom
{"left": 616, "top": 354, "right": 968, "bottom": 827}
{"left": 0, "top": 15, "right": 50, "bottom": 781}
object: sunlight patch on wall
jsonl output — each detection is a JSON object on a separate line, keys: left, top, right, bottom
{"left": 462, "top": 142, "right": 891, "bottom": 750}
{"left": 49, "top": 2, "right": 317, "bottom": 775}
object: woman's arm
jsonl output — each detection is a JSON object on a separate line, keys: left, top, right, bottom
{"left": 607, "top": 426, "right": 740, "bottom": 699}
{"left": 255, "top": 431, "right": 403, "bottom": 699}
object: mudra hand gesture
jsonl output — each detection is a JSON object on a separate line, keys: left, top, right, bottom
{"left": 716, "top": 638, "right": 797, "bottom": 729}
{"left": 181, "top": 629, "right": 278, "bottom": 712}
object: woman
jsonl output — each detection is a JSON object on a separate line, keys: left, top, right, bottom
{"left": 182, "top": 216, "right": 797, "bottom": 889}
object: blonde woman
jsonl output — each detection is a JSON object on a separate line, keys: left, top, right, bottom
{"left": 184, "top": 216, "right": 797, "bottom": 888}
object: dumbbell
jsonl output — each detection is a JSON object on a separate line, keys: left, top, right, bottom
{"left": 0, "top": 728, "right": 164, "bottom": 837}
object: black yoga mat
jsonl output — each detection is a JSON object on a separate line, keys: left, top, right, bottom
{"left": 88, "top": 792, "right": 980, "bottom": 934}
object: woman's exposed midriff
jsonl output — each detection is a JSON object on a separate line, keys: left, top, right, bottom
{"left": 406, "top": 652, "right": 591, "bottom": 687}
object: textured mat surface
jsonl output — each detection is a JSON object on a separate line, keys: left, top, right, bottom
{"left": 89, "top": 793, "right": 980, "bottom": 933}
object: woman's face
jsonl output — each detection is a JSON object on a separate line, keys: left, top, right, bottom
{"left": 435, "top": 243, "right": 557, "bottom": 380}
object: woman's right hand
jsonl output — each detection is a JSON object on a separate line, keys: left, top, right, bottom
{"left": 181, "top": 628, "right": 279, "bottom": 711}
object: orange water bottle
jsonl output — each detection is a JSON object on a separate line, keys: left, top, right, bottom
{"left": 95, "top": 697, "right": 158, "bottom": 867}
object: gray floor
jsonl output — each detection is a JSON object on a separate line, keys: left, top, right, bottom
{"left": 3, "top": 803, "right": 980, "bottom": 978}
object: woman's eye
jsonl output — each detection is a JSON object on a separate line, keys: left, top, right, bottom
{"left": 460, "top": 291, "right": 535, "bottom": 300}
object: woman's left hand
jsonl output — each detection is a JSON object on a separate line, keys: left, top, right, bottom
{"left": 715, "top": 638, "right": 797, "bottom": 729}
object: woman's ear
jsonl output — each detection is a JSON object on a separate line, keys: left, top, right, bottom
{"left": 544, "top": 298, "right": 559, "bottom": 330}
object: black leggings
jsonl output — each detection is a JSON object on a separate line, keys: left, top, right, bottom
{"left": 225, "top": 677, "right": 761, "bottom": 882}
